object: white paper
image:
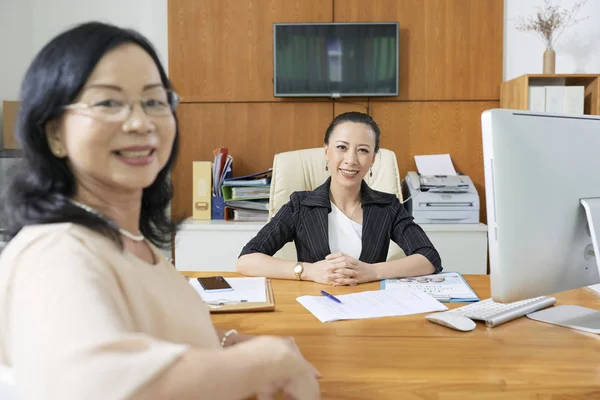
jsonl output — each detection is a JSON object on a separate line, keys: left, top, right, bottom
{"left": 414, "top": 154, "right": 457, "bottom": 176}
{"left": 296, "top": 288, "right": 448, "bottom": 323}
{"left": 189, "top": 277, "right": 267, "bottom": 303}
{"left": 586, "top": 283, "right": 600, "bottom": 295}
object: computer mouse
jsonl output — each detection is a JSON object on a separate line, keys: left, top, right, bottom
{"left": 425, "top": 312, "right": 476, "bottom": 332}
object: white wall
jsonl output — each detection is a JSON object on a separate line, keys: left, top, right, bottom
{"left": 504, "top": 0, "right": 600, "bottom": 81}
{"left": 0, "top": 0, "right": 168, "bottom": 147}
{"left": 0, "top": 0, "right": 34, "bottom": 148}
{"left": 31, "top": 0, "right": 168, "bottom": 70}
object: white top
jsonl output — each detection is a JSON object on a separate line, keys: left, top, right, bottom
{"left": 328, "top": 202, "right": 363, "bottom": 259}
{"left": 0, "top": 223, "right": 220, "bottom": 400}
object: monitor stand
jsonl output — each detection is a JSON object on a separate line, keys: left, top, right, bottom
{"left": 526, "top": 198, "right": 600, "bottom": 334}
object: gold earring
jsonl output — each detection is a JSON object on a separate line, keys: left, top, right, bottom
{"left": 325, "top": 161, "right": 329, "bottom": 172}
{"left": 53, "top": 147, "right": 63, "bottom": 157}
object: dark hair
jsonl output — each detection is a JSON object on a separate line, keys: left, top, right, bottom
{"left": 2, "top": 22, "right": 179, "bottom": 249}
{"left": 324, "top": 111, "right": 381, "bottom": 152}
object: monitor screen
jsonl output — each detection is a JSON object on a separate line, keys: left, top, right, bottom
{"left": 273, "top": 22, "right": 399, "bottom": 97}
{"left": 481, "top": 109, "right": 600, "bottom": 304}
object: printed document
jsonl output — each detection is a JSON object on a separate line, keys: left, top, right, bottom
{"left": 297, "top": 288, "right": 447, "bottom": 323}
{"left": 381, "top": 272, "right": 479, "bottom": 302}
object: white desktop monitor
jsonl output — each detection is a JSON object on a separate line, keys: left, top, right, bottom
{"left": 481, "top": 109, "right": 600, "bottom": 325}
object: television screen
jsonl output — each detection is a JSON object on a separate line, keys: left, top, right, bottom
{"left": 273, "top": 22, "right": 399, "bottom": 97}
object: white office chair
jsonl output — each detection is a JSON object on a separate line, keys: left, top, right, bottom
{"left": 269, "top": 147, "right": 407, "bottom": 261}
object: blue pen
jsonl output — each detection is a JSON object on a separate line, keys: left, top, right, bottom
{"left": 321, "top": 290, "right": 342, "bottom": 304}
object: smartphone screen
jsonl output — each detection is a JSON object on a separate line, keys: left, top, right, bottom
{"left": 197, "top": 276, "right": 233, "bottom": 292}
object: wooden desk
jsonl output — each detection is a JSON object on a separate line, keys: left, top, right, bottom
{"left": 185, "top": 273, "right": 600, "bottom": 399}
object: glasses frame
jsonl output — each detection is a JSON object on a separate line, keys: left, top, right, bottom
{"left": 62, "top": 88, "right": 180, "bottom": 121}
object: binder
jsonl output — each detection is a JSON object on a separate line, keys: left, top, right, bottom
{"left": 211, "top": 196, "right": 226, "bottom": 220}
{"left": 192, "top": 161, "right": 212, "bottom": 220}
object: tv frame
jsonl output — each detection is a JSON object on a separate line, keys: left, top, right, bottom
{"left": 272, "top": 22, "right": 400, "bottom": 98}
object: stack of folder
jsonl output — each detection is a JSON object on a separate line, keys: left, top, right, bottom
{"left": 222, "top": 169, "right": 272, "bottom": 221}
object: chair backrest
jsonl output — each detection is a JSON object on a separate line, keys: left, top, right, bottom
{"left": 268, "top": 147, "right": 406, "bottom": 261}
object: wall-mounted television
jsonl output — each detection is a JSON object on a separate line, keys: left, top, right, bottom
{"left": 273, "top": 22, "right": 399, "bottom": 98}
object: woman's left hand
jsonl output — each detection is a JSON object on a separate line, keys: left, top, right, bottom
{"left": 219, "top": 330, "right": 254, "bottom": 347}
{"left": 223, "top": 332, "right": 321, "bottom": 377}
{"left": 325, "top": 252, "right": 377, "bottom": 285}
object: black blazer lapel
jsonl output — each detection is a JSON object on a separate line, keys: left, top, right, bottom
{"left": 358, "top": 181, "right": 394, "bottom": 263}
{"left": 300, "top": 178, "right": 333, "bottom": 260}
{"left": 301, "top": 206, "right": 331, "bottom": 260}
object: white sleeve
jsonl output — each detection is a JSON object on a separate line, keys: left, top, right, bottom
{"left": 6, "top": 231, "right": 188, "bottom": 400}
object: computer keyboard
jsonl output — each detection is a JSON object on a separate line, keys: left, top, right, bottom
{"left": 449, "top": 296, "right": 557, "bottom": 328}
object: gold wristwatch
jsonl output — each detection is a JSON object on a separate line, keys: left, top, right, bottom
{"left": 293, "top": 262, "right": 304, "bottom": 281}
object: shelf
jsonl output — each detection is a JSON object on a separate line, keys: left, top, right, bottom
{"left": 500, "top": 74, "right": 600, "bottom": 115}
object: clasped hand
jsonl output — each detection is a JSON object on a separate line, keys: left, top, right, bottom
{"left": 308, "top": 252, "right": 375, "bottom": 286}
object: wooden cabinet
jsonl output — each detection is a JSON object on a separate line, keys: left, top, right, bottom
{"left": 500, "top": 74, "right": 600, "bottom": 115}
{"left": 174, "top": 219, "right": 489, "bottom": 274}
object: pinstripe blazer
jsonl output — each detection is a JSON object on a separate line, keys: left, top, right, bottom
{"left": 240, "top": 178, "right": 442, "bottom": 273}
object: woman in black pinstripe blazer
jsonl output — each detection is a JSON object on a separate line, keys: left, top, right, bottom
{"left": 237, "top": 112, "right": 441, "bottom": 286}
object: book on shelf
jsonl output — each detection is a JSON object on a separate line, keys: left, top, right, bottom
{"left": 222, "top": 186, "right": 270, "bottom": 201}
{"left": 222, "top": 178, "right": 270, "bottom": 187}
{"left": 232, "top": 186, "right": 270, "bottom": 199}
{"left": 221, "top": 168, "right": 272, "bottom": 220}
{"left": 225, "top": 206, "right": 269, "bottom": 222}
{"left": 225, "top": 199, "right": 269, "bottom": 211}
{"left": 211, "top": 147, "right": 232, "bottom": 196}
{"left": 222, "top": 168, "right": 272, "bottom": 187}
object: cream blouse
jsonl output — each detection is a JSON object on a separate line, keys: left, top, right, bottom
{"left": 0, "top": 223, "right": 220, "bottom": 400}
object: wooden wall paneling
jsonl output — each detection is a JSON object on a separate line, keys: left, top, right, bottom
{"left": 172, "top": 102, "right": 334, "bottom": 219}
{"left": 168, "top": 0, "right": 334, "bottom": 102}
{"left": 334, "top": 101, "right": 498, "bottom": 223}
{"left": 333, "top": 0, "right": 503, "bottom": 101}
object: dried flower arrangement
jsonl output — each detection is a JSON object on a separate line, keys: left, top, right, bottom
{"left": 515, "top": 0, "right": 588, "bottom": 51}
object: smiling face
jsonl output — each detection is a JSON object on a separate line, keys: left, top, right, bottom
{"left": 47, "top": 43, "right": 176, "bottom": 196}
{"left": 324, "top": 121, "right": 377, "bottom": 190}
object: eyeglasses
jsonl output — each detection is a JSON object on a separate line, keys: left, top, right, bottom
{"left": 63, "top": 88, "right": 180, "bottom": 121}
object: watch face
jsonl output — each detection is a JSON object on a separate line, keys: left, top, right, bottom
{"left": 294, "top": 264, "right": 303, "bottom": 274}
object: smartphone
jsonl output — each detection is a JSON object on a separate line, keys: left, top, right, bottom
{"left": 197, "top": 276, "right": 234, "bottom": 292}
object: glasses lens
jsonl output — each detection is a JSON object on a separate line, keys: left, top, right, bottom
{"left": 143, "top": 88, "right": 178, "bottom": 116}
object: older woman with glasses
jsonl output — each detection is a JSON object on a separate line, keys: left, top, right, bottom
{"left": 0, "top": 22, "right": 319, "bottom": 400}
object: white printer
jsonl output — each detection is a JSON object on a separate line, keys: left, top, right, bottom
{"left": 403, "top": 171, "right": 479, "bottom": 224}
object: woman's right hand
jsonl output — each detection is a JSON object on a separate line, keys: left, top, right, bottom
{"left": 254, "top": 337, "right": 320, "bottom": 400}
{"left": 304, "top": 260, "right": 338, "bottom": 284}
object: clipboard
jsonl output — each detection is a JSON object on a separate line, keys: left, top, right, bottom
{"left": 207, "top": 279, "right": 275, "bottom": 313}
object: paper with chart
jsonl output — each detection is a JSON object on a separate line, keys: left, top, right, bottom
{"left": 189, "top": 277, "right": 267, "bottom": 303}
{"left": 382, "top": 272, "right": 479, "bottom": 302}
{"left": 297, "top": 288, "right": 448, "bottom": 323}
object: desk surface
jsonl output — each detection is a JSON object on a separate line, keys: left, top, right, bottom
{"left": 185, "top": 273, "right": 600, "bottom": 399}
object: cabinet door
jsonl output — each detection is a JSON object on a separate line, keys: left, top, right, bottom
{"left": 424, "top": 228, "right": 488, "bottom": 274}
{"left": 175, "top": 228, "right": 262, "bottom": 271}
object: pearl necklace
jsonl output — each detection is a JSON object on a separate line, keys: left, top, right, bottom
{"left": 69, "top": 199, "right": 145, "bottom": 242}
